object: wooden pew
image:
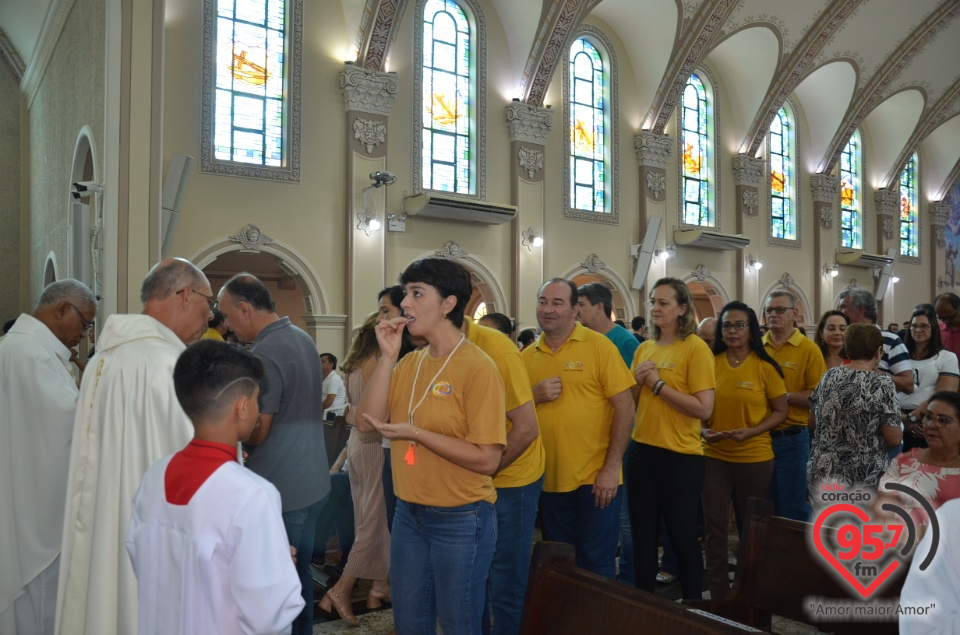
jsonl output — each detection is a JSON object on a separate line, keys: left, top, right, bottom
{"left": 519, "top": 542, "right": 763, "bottom": 634}
{"left": 709, "top": 498, "right": 904, "bottom": 634}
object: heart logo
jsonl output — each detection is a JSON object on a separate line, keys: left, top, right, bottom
{"left": 812, "top": 503, "right": 902, "bottom": 599}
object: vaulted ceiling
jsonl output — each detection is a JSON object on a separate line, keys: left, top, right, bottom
{"left": 4, "top": 0, "right": 960, "bottom": 196}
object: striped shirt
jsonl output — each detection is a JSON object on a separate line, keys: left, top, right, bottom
{"left": 880, "top": 329, "right": 911, "bottom": 376}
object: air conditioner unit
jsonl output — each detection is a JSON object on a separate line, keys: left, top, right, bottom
{"left": 835, "top": 248, "right": 894, "bottom": 268}
{"left": 403, "top": 193, "right": 517, "bottom": 225}
{"left": 673, "top": 228, "right": 750, "bottom": 251}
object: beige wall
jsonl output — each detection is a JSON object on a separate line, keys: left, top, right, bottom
{"left": 0, "top": 64, "right": 22, "bottom": 319}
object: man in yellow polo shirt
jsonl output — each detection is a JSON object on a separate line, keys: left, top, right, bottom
{"left": 462, "top": 318, "right": 544, "bottom": 635}
{"left": 523, "top": 279, "right": 635, "bottom": 578}
{"left": 761, "top": 290, "right": 826, "bottom": 521}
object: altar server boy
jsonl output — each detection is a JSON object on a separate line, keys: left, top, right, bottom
{"left": 126, "top": 340, "right": 304, "bottom": 635}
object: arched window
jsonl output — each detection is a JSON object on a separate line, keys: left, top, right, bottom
{"left": 416, "top": 0, "right": 485, "bottom": 197}
{"left": 769, "top": 107, "right": 796, "bottom": 241}
{"left": 839, "top": 131, "right": 862, "bottom": 249}
{"left": 899, "top": 153, "right": 919, "bottom": 259}
{"left": 201, "top": 0, "right": 302, "bottom": 181}
{"left": 562, "top": 27, "right": 619, "bottom": 224}
{"left": 680, "top": 73, "right": 713, "bottom": 226}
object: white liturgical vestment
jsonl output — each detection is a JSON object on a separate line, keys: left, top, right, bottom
{"left": 126, "top": 441, "right": 304, "bottom": 635}
{"left": 0, "top": 315, "right": 80, "bottom": 634}
{"left": 55, "top": 314, "right": 193, "bottom": 635}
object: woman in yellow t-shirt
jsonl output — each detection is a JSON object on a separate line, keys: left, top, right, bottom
{"left": 701, "top": 301, "right": 787, "bottom": 602}
{"left": 626, "top": 277, "right": 715, "bottom": 600}
{"left": 357, "top": 258, "right": 506, "bottom": 635}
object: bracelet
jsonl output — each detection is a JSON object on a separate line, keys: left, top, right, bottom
{"left": 785, "top": 392, "right": 790, "bottom": 406}
{"left": 652, "top": 379, "right": 665, "bottom": 396}
{"left": 414, "top": 426, "right": 421, "bottom": 442}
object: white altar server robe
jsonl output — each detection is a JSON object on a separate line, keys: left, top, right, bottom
{"left": 0, "top": 315, "right": 79, "bottom": 634}
{"left": 55, "top": 314, "right": 193, "bottom": 635}
{"left": 126, "top": 454, "right": 304, "bottom": 635}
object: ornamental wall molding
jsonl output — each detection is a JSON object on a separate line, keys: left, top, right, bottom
{"left": 435, "top": 240, "right": 469, "bottom": 260}
{"left": 936, "top": 227, "right": 946, "bottom": 249}
{"left": 929, "top": 201, "right": 950, "bottom": 226}
{"left": 646, "top": 171, "right": 667, "bottom": 198}
{"left": 340, "top": 64, "right": 399, "bottom": 115}
{"left": 777, "top": 272, "right": 797, "bottom": 288}
{"left": 693, "top": 264, "right": 712, "bottom": 281}
{"left": 634, "top": 131, "right": 673, "bottom": 169}
{"left": 810, "top": 173, "right": 840, "bottom": 203}
{"left": 353, "top": 117, "right": 387, "bottom": 153}
{"left": 882, "top": 216, "right": 895, "bottom": 240}
{"left": 742, "top": 189, "right": 759, "bottom": 217}
{"left": 505, "top": 102, "right": 554, "bottom": 145}
{"left": 874, "top": 189, "right": 899, "bottom": 217}
{"left": 819, "top": 205, "right": 834, "bottom": 229}
{"left": 230, "top": 224, "right": 275, "bottom": 250}
{"left": 518, "top": 146, "right": 545, "bottom": 178}
{"left": 732, "top": 154, "right": 764, "bottom": 187}
{"left": 581, "top": 253, "right": 607, "bottom": 274}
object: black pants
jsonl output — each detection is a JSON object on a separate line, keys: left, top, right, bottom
{"left": 625, "top": 441, "right": 704, "bottom": 600}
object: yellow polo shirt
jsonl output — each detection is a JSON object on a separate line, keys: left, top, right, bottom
{"left": 762, "top": 328, "right": 826, "bottom": 430}
{"left": 522, "top": 323, "right": 635, "bottom": 493}
{"left": 465, "top": 319, "right": 545, "bottom": 488}
{"left": 388, "top": 342, "right": 506, "bottom": 506}
{"left": 632, "top": 335, "right": 715, "bottom": 455}
{"left": 704, "top": 353, "right": 785, "bottom": 462}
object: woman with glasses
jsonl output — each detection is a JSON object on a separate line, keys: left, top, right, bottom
{"left": 813, "top": 310, "right": 849, "bottom": 369}
{"left": 627, "top": 277, "right": 715, "bottom": 601}
{"left": 898, "top": 304, "right": 959, "bottom": 451}
{"left": 807, "top": 324, "right": 902, "bottom": 512}
{"left": 701, "top": 301, "right": 787, "bottom": 602}
{"left": 877, "top": 391, "right": 960, "bottom": 541}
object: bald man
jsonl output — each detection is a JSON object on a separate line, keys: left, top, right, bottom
{"left": 0, "top": 280, "right": 97, "bottom": 635}
{"left": 698, "top": 317, "right": 717, "bottom": 350}
{"left": 55, "top": 259, "right": 214, "bottom": 635}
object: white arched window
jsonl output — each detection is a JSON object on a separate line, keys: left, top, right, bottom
{"left": 201, "top": 0, "right": 302, "bottom": 181}
{"left": 839, "top": 131, "right": 862, "bottom": 249}
{"left": 768, "top": 106, "right": 797, "bottom": 243}
{"left": 899, "top": 153, "right": 919, "bottom": 260}
{"left": 679, "top": 72, "right": 714, "bottom": 227}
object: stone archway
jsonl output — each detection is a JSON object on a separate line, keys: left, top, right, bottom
{"left": 427, "top": 241, "right": 509, "bottom": 319}
{"left": 559, "top": 253, "right": 638, "bottom": 321}
{"left": 681, "top": 264, "right": 729, "bottom": 322}
{"left": 69, "top": 126, "right": 99, "bottom": 295}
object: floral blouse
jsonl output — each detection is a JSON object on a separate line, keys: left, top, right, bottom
{"left": 878, "top": 449, "right": 960, "bottom": 527}
{"left": 807, "top": 367, "right": 901, "bottom": 490}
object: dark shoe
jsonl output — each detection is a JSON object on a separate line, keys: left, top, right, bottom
{"left": 656, "top": 570, "right": 677, "bottom": 585}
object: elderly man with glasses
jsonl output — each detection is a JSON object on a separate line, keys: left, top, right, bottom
{"left": 760, "top": 290, "right": 826, "bottom": 522}
{"left": 0, "top": 280, "right": 97, "bottom": 634}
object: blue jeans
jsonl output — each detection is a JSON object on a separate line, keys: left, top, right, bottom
{"left": 313, "top": 472, "right": 354, "bottom": 564}
{"left": 539, "top": 484, "right": 622, "bottom": 579}
{"left": 382, "top": 447, "right": 397, "bottom": 531}
{"left": 618, "top": 475, "right": 635, "bottom": 584}
{"left": 482, "top": 475, "right": 544, "bottom": 635}
{"left": 767, "top": 427, "right": 811, "bottom": 522}
{"left": 391, "top": 499, "right": 497, "bottom": 635}
{"left": 283, "top": 495, "right": 326, "bottom": 635}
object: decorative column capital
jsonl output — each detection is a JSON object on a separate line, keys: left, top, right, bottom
{"left": 505, "top": 102, "right": 554, "bottom": 145}
{"left": 340, "top": 63, "right": 398, "bottom": 115}
{"left": 930, "top": 201, "right": 950, "bottom": 226}
{"left": 874, "top": 189, "right": 899, "bottom": 217}
{"left": 634, "top": 131, "right": 673, "bottom": 169}
{"left": 810, "top": 174, "right": 840, "bottom": 204}
{"left": 732, "top": 154, "right": 764, "bottom": 188}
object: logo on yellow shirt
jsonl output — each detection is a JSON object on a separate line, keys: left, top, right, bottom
{"left": 431, "top": 381, "right": 453, "bottom": 396}
{"left": 736, "top": 381, "right": 756, "bottom": 390}
{"left": 781, "top": 361, "right": 798, "bottom": 370}
{"left": 658, "top": 361, "right": 677, "bottom": 370}
{"left": 562, "top": 361, "right": 584, "bottom": 371}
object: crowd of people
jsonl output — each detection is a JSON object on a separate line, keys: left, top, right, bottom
{"left": 3, "top": 259, "right": 960, "bottom": 634}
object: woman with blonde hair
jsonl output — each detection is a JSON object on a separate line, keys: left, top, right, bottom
{"left": 626, "top": 277, "right": 715, "bottom": 600}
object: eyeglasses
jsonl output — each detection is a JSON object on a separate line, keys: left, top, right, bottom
{"left": 721, "top": 322, "right": 749, "bottom": 332}
{"left": 68, "top": 303, "right": 95, "bottom": 334}
{"left": 921, "top": 412, "right": 958, "bottom": 427}
{"left": 179, "top": 288, "right": 216, "bottom": 311}
{"left": 763, "top": 306, "right": 794, "bottom": 316}
{"left": 909, "top": 324, "right": 932, "bottom": 331}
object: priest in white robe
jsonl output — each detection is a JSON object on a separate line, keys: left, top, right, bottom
{"left": 54, "top": 258, "right": 214, "bottom": 635}
{"left": 0, "top": 280, "right": 97, "bottom": 635}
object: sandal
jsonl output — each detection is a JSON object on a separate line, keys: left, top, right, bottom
{"left": 366, "top": 586, "right": 391, "bottom": 610}
{"left": 318, "top": 589, "right": 360, "bottom": 627}
{"left": 656, "top": 571, "right": 677, "bottom": 585}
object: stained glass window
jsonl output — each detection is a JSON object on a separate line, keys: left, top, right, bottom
{"left": 568, "top": 38, "right": 605, "bottom": 213}
{"left": 769, "top": 108, "right": 796, "bottom": 240}
{"left": 900, "top": 153, "right": 918, "bottom": 257}
{"left": 213, "top": 0, "right": 286, "bottom": 167}
{"left": 839, "top": 132, "right": 862, "bottom": 249}
{"left": 421, "top": 0, "right": 472, "bottom": 195}
{"left": 681, "top": 74, "right": 712, "bottom": 226}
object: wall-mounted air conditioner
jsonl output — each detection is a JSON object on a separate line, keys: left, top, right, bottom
{"left": 834, "top": 248, "right": 894, "bottom": 268}
{"left": 403, "top": 193, "right": 517, "bottom": 225}
{"left": 673, "top": 228, "right": 750, "bottom": 251}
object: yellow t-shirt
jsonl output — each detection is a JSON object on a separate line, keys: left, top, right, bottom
{"left": 632, "top": 335, "right": 715, "bottom": 455}
{"left": 522, "top": 323, "right": 636, "bottom": 493}
{"left": 762, "top": 328, "right": 826, "bottom": 430}
{"left": 704, "top": 352, "right": 786, "bottom": 463}
{"left": 388, "top": 341, "right": 506, "bottom": 506}
{"left": 465, "top": 320, "right": 545, "bottom": 488}
{"left": 201, "top": 327, "right": 223, "bottom": 341}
